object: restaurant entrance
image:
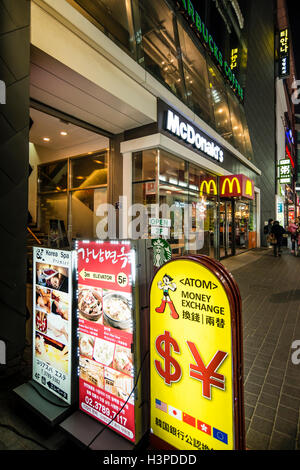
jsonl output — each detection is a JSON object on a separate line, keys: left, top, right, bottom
{"left": 220, "top": 200, "right": 233, "bottom": 259}
{"left": 220, "top": 198, "right": 255, "bottom": 259}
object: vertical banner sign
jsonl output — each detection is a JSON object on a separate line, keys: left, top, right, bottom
{"left": 278, "top": 159, "right": 292, "bottom": 185}
{"left": 278, "top": 29, "right": 290, "bottom": 79}
{"left": 150, "top": 256, "right": 244, "bottom": 450}
{"left": 32, "top": 247, "right": 74, "bottom": 404}
{"left": 76, "top": 240, "right": 137, "bottom": 443}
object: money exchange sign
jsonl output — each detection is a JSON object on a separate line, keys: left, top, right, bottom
{"left": 150, "top": 257, "right": 244, "bottom": 450}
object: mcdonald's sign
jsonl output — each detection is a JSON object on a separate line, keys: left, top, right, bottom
{"left": 199, "top": 179, "right": 218, "bottom": 196}
{"left": 220, "top": 175, "right": 254, "bottom": 200}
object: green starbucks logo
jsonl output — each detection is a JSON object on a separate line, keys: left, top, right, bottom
{"left": 152, "top": 239, "right": 172, "bottom": 268}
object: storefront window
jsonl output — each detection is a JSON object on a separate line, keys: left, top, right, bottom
{"left": 72, "top": 0, "right": 137, "bottom": 57}
{"left": 227, "top": 91, "right": 246, "bottom": 155}
{"left": 159, "top": 150, "right": 188, "bottom": 187}
{"left": 38, "top": 161, "right": 68, "bottom": 193}
{"left": 138, "top": 0, "right": 185, "bottom": 101}
{"left": 177, "top": 19, "right": 215, "bottom": 128}
{"left": 39, "top": 193, "right": 68, "bottom": 235}
{"left": 132, "top": 149, "right": 157, "bottom": 182}
{"left": 132, "top": 148, "right": 218, "bottom": 258}
{"left": 38, "top": 151, "right": 108, "bottom": 240}
{"left": 71, "top": 151, "right": 108, "bottom": 189}
{"left": 207, "top": 60, "right": 233, "bottom": 144}
{"left": 71, "top": 187, "right": 107, "bottom": 239}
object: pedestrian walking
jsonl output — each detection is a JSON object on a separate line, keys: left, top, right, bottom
{"left": 288, "top": 218, "right": 300, "bottom": 255}
{"left": 264, "top": 218, "right": 274, "bottom": 248}
{"left": 271, "top": 221, "right": 286, "bottom": 257}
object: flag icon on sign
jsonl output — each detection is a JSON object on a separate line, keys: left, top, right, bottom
{"left": 168, "top": 405, "right": 182, "bottom": 421}
{"left": 182, "top": 413, "right": 196, "bottom": 427}
{"left": 197, "top": 420, "right": 211, "bottom": 435}
{"left": 213, "top": 427, "right": 228, "bottom": 444}
{"left": 155, "top": 399, "right": 167, "bottom": 413}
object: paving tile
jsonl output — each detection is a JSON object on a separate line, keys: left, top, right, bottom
{"left": 255, "top": 404, "right": 276, "bottom": 422}
{"left": 245, "top": 381, "right": 262, "bottom": 396}
{"left": 250, "top": 416, "right": 274, "bottom": 435}
{"left": 250, "top": 366, "right": 269, "bottom": 377}
{"left": 247, "top": 372, "right": 265, "bottom": 385}
{"left": 244, "top": 392, "right": 259, "bottom": 407}
{"left": 244, "top": 404, "right": 255, "bottom": 420}
{"left": 276, "top": 406, "right": 299, "bottom": 424}
{"left": 282, "top": 385, "right": 300, "bottom": 398}
{"left": 246, "top": 428, "right": 270, "bottom": 450}
{"left": 261, "top": 383, "right": 281, "bottom": 397}
{"left": 258, "top": 392, "right": 279, "bottom": 409}
{"left": 269, "top": 432, "right": 297, "bottom": 450}
{"left": 274, "top": 417, "right": 298, "bottom": 438}
{"left": 279, "top": 393, "right": 300, "bottom": 411}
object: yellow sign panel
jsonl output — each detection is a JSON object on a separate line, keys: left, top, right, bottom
{"left": 245, "top": 180, "right": 253, "bottom": 197}
{"left": 150, "top": 259, "right": 235, "bottom": 450}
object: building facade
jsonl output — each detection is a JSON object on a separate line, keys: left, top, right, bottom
{"left": 1, "top": 0, "right": 284, "bottom": 366}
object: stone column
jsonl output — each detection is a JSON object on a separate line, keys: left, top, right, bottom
{"left": 0, "top": 0, "right": 30, "bottom": 372}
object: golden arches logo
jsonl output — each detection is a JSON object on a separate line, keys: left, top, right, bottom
{"left": 221, "top": 177, "right": 241, "bottom": 195}
{"left": 245, "top": 180, "right": 253, "bottom": 197}
{"left": 200, "top": 179, "right": 218, "bottom": 196}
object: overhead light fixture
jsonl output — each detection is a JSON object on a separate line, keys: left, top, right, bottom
{"left": 60, "top": 131, "right": 68, "bottom": 136}
{"left": 43, "top": 137, "right": 50, "bottom": 142}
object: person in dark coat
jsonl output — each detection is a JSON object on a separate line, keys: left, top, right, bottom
{"left": 271, "top": 221, "right": 286, "bottom": 257}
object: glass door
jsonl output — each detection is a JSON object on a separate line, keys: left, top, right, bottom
{"left": 220, "top": 201, "right": 233, "bottom": 258}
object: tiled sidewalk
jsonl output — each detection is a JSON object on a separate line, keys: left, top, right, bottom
{"left": 222, "top": 248, "right": 300, "bottom": 450}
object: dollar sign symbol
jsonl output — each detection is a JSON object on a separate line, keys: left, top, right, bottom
{"left": 155, "top": 331, "right": 181, "bottom": 385}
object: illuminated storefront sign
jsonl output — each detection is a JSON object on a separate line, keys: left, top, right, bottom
{"left": 230, "top": 48, "right": 239, "bottom": 70}
{"left": 166, "top": 110, "right": 224, "bottom": 163}
{"left": 278, "top": 159, "right": 292, "bottom": 185}
{"left": 220, "top": 174, "right": 254, "bottom": 199}
{"left": 278, "top": 29, "right": 290, "bottom": 79}
{"left": 199, "top": 179, "right": 218, "bottom": 196}
{"left": 150, "top": 256, "right": 244, "bottom": 450}
{"left": 76, "top": 240, "right": 142, "bottom": 443}
{"left": 177, "top": 0, "right": 244, "bottom": 101}
{"left": 32, "top": 247, "right": 76, "bottom": 404}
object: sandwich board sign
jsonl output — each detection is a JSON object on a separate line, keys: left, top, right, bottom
{"left": 150, "top": 255, "right": 245, "bottom": 450}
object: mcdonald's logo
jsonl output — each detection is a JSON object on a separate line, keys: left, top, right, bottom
{"left": 221, "top": 177, "right": 241, "bottom": 196}
{"left": 220, "top": 175, "right": 254, "bottom": 200}
{"left": 200, "top": 179, "right": 218, "bottom": 196}
{"left": 245, "top": 180, "right": 253, "bottom": 198}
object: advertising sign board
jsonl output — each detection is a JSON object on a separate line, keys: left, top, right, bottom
{"left": 150, "top": 255, "right": 244, "bottom": 450}
{"left": 76, "top": 240, "right": 141, "bottom": 443}
{"left": 32, "top": 247, "right": 75, "bottom": 404}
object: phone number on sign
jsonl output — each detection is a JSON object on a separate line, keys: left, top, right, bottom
{"left": 84, "top": 395, "right": 128, "bottom": 426}
{"left": 81, "top": 399, "right": 134, "bottom": 440}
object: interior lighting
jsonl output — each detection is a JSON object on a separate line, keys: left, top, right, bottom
{"left": 43, "top": 137, "right": 50, "bottom": 142}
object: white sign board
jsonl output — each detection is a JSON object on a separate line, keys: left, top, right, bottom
{"left": 32, "top": 247, "right": 75, "bottom": 404}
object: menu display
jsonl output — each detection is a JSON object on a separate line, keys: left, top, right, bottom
{"left": 32, "top": 247, "right": 74, "bottom": 404}
{"left": 76, "top": 240, "right": 136, "bottom": 443}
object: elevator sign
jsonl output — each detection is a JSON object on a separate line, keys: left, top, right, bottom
{"left": 150, "top": 256, "right": 245, "bottom": 451}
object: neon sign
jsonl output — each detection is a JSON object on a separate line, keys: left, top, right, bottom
{"left": 177, "top": 0, "right": 244, "bottom": 101}
{"left": 166, "top": 110, "right": 224, "bottom": 163}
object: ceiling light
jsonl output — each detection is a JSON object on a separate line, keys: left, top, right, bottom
{"left": 43, "top": 137, "right": 50, "bottom": 142}
{"left": 60, "top": 131, "right": 68, "bottom": 136}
